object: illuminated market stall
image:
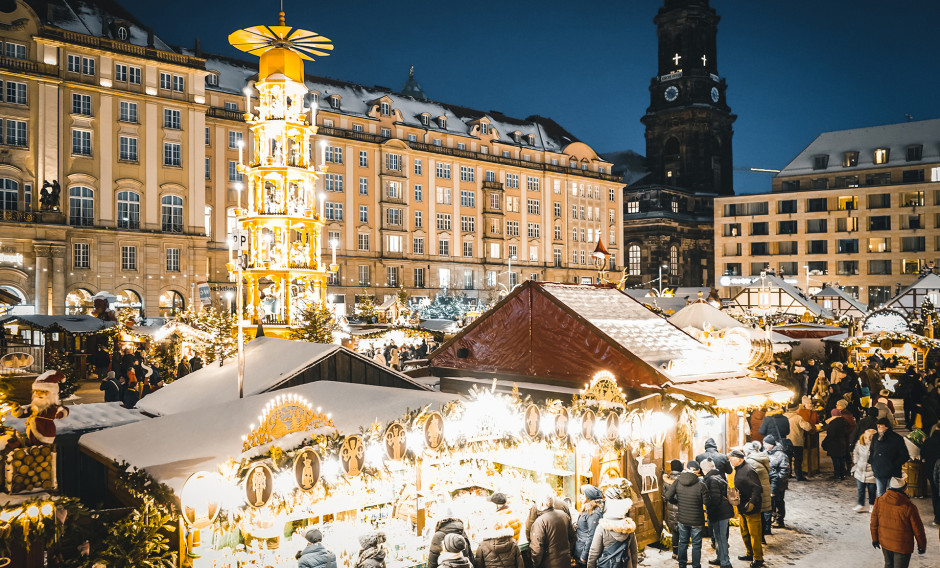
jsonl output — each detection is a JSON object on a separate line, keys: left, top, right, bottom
{"left": 841, "top": 331, "right": 940, "bottom": 374}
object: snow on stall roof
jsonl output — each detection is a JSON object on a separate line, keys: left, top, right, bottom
{"left": 669, "top": 302, "right": 743, "bottom": 332}
{"left": 777, "top": 118, "right": 940, "bottom": 177}
{"left": 813, "top": 287, "right": 868, "bottom": 314}
{"left": 539, "top": 284, "right": 745, "bottom": 382}
{"left": 738, "top": 275, "right": 832, "bottom": 318}
{"left": 135, "top": 337, "right": 338, "bottom": 417}
{"left": 79, "top": 381, "right": 460, "bottom": 494}
{"left": 5, "top": 402, "right": 146, "bottom": 435}
{"left": 0, "top": 314, "right": 115, "bottom": 334}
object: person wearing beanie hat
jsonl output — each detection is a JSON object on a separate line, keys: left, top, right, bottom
{"left": 869, "top": 416, "right": 910, "bottom": 497}
{"left": 728, "top": 451, "right": 764, "bottom": 567}
{"left": 762, "top": 434, "right": 777, "bottom": 449}
{"left": 603, "top": 486, "right": 622, "bottom": 500}
{"left": 99, "top": 370, "right": 121, "bottom": 403}
{"left": 529, "top": 490, "right": 576, "bottom": 568}
{"left": 871, "top": 474, "right": 927, "bottom": 565}
{"left": 489, "top": 492, "right": 507, "bottom": 506}
{"left": 695, "top": 438, "right": 732, "bottom": 478}
{"left": 764, "top": 433, "right": 790, "bottom": 528}
{"left": 662, "top": 460, "right": 684, "bottom": 559}
{"left": 354, "top": 532, "right": 387, "bottom": 568}
{"left": 586, "top": 498, "right": 637, "bottom": 568}
{"left": 297, "top": 528, "right": 337, "bottom": 568}
{"left": 700, "top": 458, "right": 734, "bottom": 568}
{"left": 438, "top": 533, "right": 473, "bottom": 568}
{"left": 812, "top": 370, "right": 830, "bottom": 409}
{"left": 488, "top": 493, "right": 522, "bottom": 542}
{"left": 427, "top": 517, "right": 474, "bottom": 568}
{"left": 822, "top": 405, "right": 851, "bottom": 481}
{"left": 574, "top": 485, "right": 605, "bottom": 567}
{"left": 663, "top": 457, "right": 707, "bottom": 568}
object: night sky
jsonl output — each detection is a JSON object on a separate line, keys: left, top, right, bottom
{"left": 133, "top": 0, "right": 940, "bottom": 194}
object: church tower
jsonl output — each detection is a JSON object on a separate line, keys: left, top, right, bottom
{"left": 641, "top": 0, "right": 735, "bottom": 195}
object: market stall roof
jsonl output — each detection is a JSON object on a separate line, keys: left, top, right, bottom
{"left": 665, "top": 376, "right": 792, "bottom": 407}
{"left": 883, "top": 273, "right": 940, "bottom": 314}
{"left": 0, "top": 314, "right": 115, "bottom": 334}
{"left": 136, "top": 337, "right": 430, "bottom": 417}
{"left": 5, "top": 402, "right": 146, "bottom": 436}
{"left": 669, "top": 303, "right": 797, "bottom": 345}
{"left": 80, "top": 381, "right": 461, "bottom": 494}
{"left": 812, "top": 287, "right": 868, "bottom": 317}
{"left": 430, "top": 281, "right": 748, "bottom": 392}
{"left": 772, "top": 323, "right": 847, "bottom": 340}
{"left": 727, "top": 275, "right": 832, "bottom": 319}
{"left": 419, "top": 319, "right": 460, "bottom": 333}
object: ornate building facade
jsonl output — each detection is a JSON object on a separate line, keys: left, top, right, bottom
{"left": 621, "top": 0, "right": 733, "bottom": 289}
{"left": 0, "top": 0, "right": 622, "bottom": 317}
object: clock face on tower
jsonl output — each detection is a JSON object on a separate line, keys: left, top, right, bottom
{"left": 710, "top": 87, "right": 719, "bottom": 103}
{"left": 664, "top": 86, "right": 679, "bottom": 102}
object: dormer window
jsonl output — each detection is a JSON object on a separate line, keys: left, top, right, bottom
{"left": 329, "top": 95, "right": 340, "bottom": 109}
{"left": 512, "top": 131, "right": 521, "bottom": 143}
{"left": 480, "top": 122, "right": 489, "bottom": 135}
{"left": 812, "top": 154, "right": 829, "bottom": 170}
{"left": 205, "top": 74, "right": 218, "bottom": 86}
{"left": 380, "top": 102, "right": 390, "bottom": 116}
{"left": 310, "top": 92, "right": 319, "bottom": 105}
{"left": 907, "top": 145, "right": 923, "bottom": 161}
{"left": 420, "top": 114, "right": 430, "bottom": 127}
{"left": 527, "top": 134, "right": 536, "bottom": 145}
{"left": 874, "top": 148, "right": 889, "bottom": 165}
{"left": 117, "top": 26, "right": 129, "bottom": 41}
{"left": 842, "top": 151, "right": 858, "bottom": 167}
{"left": 438, "top": 116, "right": 447, "bottom": 129}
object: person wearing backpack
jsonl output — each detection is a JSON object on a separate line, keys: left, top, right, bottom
{"left": 586, "top": 498, "right": 637, "bottom": 568}
{"left": 729, "top": 449, "right": 764, "bottom": 568}
{"left": 663, "top": 460, "right": 707, "bottom": 568}
{"left": 701, "top": 459, "right": 734, "bottom": 568}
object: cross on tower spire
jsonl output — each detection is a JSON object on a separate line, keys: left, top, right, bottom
{"left": 672, "top": 52, "right": 681, "bottom": 66}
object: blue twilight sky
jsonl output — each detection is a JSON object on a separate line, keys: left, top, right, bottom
{"left": 133, "top": 0, "right": 940, "bottom": 194}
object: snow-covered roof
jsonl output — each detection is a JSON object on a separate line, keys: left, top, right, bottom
{"left": 777, "top": 118, "right": 940, "bottom": 177}
{"left": 79, "top": 381, "right": 460, "bottom": 494}
{"left": 539, "top": 284, "right": 745, "bottom": 382}
{"left": 737, "top": 275, "right": 832, "bottom": 318}
{"left": 198, "top": 53, "right": 592, "bottom": 155}
{"left": 669, "top": 302, "right": 743, "bottom": 332}
{"left": 894, "top": 273, "right": 940, "bottom": 295}
{"left": 601, "top": 149, "right": 648, "bottom": 185}
{"left": 5, "top": 402, "right": 146, "bottom": 435}
{"left": 812, "top": 287, "right": 868, "bottom": 314}
{"left": 0, "top": 314, "right": 115, "bottom": 334}
{"left": 136, "top": 337, "right": 426, "bottom": 417}
{"left": 42, "top": 0, "right": 174, "bottom": 52}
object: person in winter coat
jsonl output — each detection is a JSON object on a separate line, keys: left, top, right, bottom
{"left": 869, "top": 418, "right": 911, "bottom": 496}
{"left": 661, "top": 460, "right": 683, "bottom": 559}
{"left": 758, "top": 408, "right": 790, "bottom": 451}
{"left": 525, "top": 496, "right": 571, "bottom": 542}
{"left": 851, "top": 407, "right": 880, "bottom": 452}
{"left": 763, "top": 435, "right": 789, "bottom": 528}
{"left": 748, "top": 408, "right": 766, "bottom": 444}
{"left": 785, "top": 404, "right": 810, "bottom": 481}
{"left": 663, "top": 460, "right": 707, "bottom": 568}
{"left": 744, "top": 442, "right": 773, "bottom": 538}
{"left": 852, "top": 429, "right": 878, "bottom": 513}
{"left": 920, "top": 425, "right": 940, "bottom": 525}
{"left": 701, "top": 459, "right": 735, "bottom": 568}
{"left": 729, "top": 450, "right": 764, "bottom": 568}
{"left": 812, "top": 370, "right": 830, "bottom": 408}
{"left": 297, "top": 529, "right": 337, "bottom": 568}
{"left": 354, "top": 532, "right": 387, "bottom": 568}
{"left": 489, "top": 493, "right": 522, "bottom": 543}
{"left": 438, "top": 534, "right": 474, "bottom": 568}
{"left": 574, "top": 485, "right": 605, "bottom": 567}
{"left": 475, "top": 519, "right": 524, "bottom": 568}
{"left": 99, "top": 371, "right": 121, "bottom": 403}
{"left": 871, "top": 476, "right": 927, "bottom": 566}
{"left": 529, "top": 493, "right": 576, "bottom": 568}
{"left": 695, "top": 438, "right": 732, "bottom": 477}
{"left": 822, "top": 408, "right": 851, "bottom": 480}
{"left": 427, "top": 518, "right": 474, "bottom": 568}
{"left": 586, "top": 498, "right": 638, "bottom": 568}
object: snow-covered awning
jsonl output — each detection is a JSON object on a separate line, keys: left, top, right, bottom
{"left": 5, "top": 402, "right": 146, "bottom": 436}
{"left": 79, "top": 382, "right": 460, "bottom": 494}
{"left": 1, "top": 314, "right": 115, "bottom": 335}
{"left": 665, "top": 377, "right": 793, "bottom": 409}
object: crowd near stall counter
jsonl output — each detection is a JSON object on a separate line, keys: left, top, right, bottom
{"left": 169, "top": 372, "right": 690, "bottom": 567}
{"left": 842, "top": 330, "right": 940, "bottom": 374}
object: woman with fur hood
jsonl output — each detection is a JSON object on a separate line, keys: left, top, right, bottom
{"left": 428, "top": 517, "right": 475, "bottom": 568}
{"left": 474, "top": 516, "right": 524, "bottom": 568}
{"left": 852, "top": 429, "right": 878, "bottom": 513}
{"left": 574, "top": 485, "right": 605, "bottom": 567}
{"left": 354, "top": 532, "right": 387, "bottom": 568}
{"left": 585, "top": 498, "right": 638, "bottom": 568}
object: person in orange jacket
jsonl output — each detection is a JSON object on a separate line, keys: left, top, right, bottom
{"left": 871, "top": 476, "right": 927, "bottom": 567}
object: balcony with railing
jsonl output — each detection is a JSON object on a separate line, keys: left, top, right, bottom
{"left": 0, "top": 56, "right": 58, "bottom": 77}
{"left": 207, "top": 107, "right": 244, "bottom": 122}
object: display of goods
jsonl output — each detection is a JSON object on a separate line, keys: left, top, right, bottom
{"left": 4, "top": 445, "right": 56, "bottom": 493}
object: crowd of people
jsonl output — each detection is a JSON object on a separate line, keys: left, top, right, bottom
{"left": 363, "top": 339, "right": 434, "bottom": 371}
{"left": 89, "top": 343, "right": 190, "bottom": 409}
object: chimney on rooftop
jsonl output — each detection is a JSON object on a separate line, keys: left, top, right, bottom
{"left": 146, "top": 27, "right": 154, "bottom": 48}
{"left": 195, "top": 38, "right": 202, "bottom": 57}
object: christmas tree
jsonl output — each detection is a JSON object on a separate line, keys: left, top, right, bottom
{"left": 290, "top": 303, "right": 340, "bottom": 344}
{"left": 355, "top": 293, "right": 377, "bottom": 321}
{"left": 173, "top": 306, "right": 238, "bottom": 366}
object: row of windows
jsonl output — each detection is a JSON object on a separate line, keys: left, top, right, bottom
{"left": 812, "top": 145, "right": 926, "bottom": 170}
{"left": 72, "top": 242, "right": 181, "bottom": 272}
{"left": 729, "top": 235, "right": 930, "bottom": 256}
{"left": 0, "top": 118, "right": 26, "bottom": 146}
{"left": 724, "top": 187, "right": 940, "bottom": 217}
{"left": 58, "top": 186, "right": 184, "bottom": 231}
{"left": 346, "top": 265, "right": 551, "bottom": 290}
{"left": 0, "top": 80, "right": 27, "bottom": 105}
{"left": 69, "top": 128, "right": 182, "bottom": 166}
{"left": 624, "top": 244, "right": 680, "bottom": 277}
{"left": 726, "top": 259, "right": 927, "bottom": 278}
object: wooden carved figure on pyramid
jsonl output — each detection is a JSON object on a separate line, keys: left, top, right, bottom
{"left": 11, "top": 370, "right": 70, "bottom": 445}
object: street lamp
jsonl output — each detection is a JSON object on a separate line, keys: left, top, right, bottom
{"left": 591, "top": 236, "right": 611, "bottom": 283}
{"left": 224, "top": 290, "right": 234, "bottom": 314}
{"left": 657, "top": 263, "right": 669, "bottom": 297}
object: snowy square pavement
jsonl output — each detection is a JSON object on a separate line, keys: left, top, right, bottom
{"left": 640, "top": 477, "right": 938, "bottom": 568}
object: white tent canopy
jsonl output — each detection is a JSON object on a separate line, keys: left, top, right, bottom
{"left": 79, "top": 381, "right": 460, "bottom": 494}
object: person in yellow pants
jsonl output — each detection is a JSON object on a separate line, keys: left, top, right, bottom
{"left": 729, "top": 449, "right": 764, "bottom": 568}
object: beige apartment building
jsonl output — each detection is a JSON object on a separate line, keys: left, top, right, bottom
{"left": 714, "top": 118, "right": 940, "bottom": 308}
{"left": 0, "top": 0, "right": 622, "bottom": 318}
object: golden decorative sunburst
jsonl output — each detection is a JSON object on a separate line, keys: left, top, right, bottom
{"left": 228, "top": 11, "right": 333, "bottom": 61}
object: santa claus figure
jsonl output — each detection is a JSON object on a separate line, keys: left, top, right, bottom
{"left": 12, "top": 370, "right": 70, "bottom": 445}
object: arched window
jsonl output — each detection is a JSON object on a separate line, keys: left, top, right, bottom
{"left": 117, "top": 191, "right": 140, "bottom": 229}
{"left": 116, "top": 289, "right": 142, "bottom": 309}
{"left": 68, "top": 186, "right": 94, "bottom": 226}
{"left": 161, "top": 195, "right": 183, "bottom": 233}
{"left": 0, "top": 178, "right": 18, "bottom": 211}
{"left": 159, "top": 290, "right": 185, "bottom": 317}
{"left": 670, "top": 245, "right": 679, "bottom": 277}
{"left": 664, "top": 137, "right": 680, "bottom": 159}
{"left": 628, "top": 244, "right": 641, "bottom": 276}
{"left": 65, "top": 288, "right": 94, "bottom": 315}
{"left": 0, "top": 285, "right": 31, "bottom": 315}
